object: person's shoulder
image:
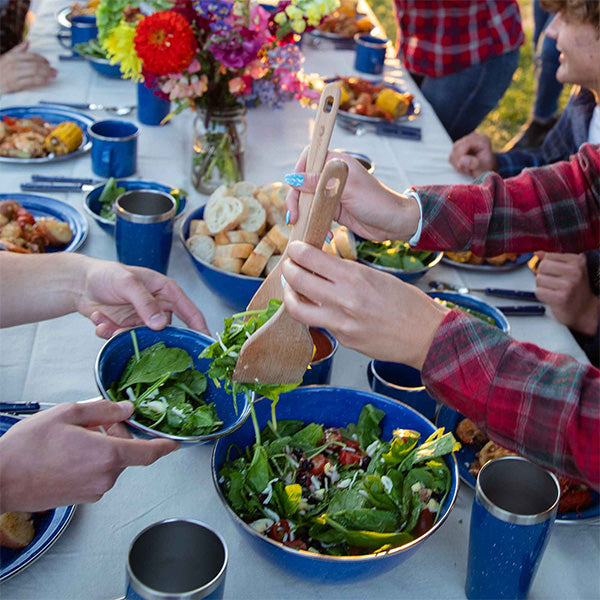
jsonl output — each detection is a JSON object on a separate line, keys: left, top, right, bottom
{"left": 567, "top": 87, "right": 597, "bottom": 112}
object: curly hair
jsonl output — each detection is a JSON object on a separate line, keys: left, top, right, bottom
{"left": 541, "top": 0, "right": 600, "bottom": 31}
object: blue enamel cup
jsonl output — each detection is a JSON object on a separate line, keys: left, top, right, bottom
{"left": 56, "top": 14, "right": 97, "bottom": 53}
{"left": 466, "top": 457, "right": 560, "bottom": 599}
{"left": 300, "top": 328, "right": 338, "bottom": 386}
{"left": 137, "top": 82, "right": 171, "bottom": 126}
{"left": 89, "top": 120, "right": 139, "bottom": 178}
{"left": 115, "top": 189, "right": 175, "bottom": 274}
{"left": 354, "top": 34, "right": 387, "bottom": 75}
{"left": 367, "top": 360, "right": 437, "bottom": 421}
{"left": 125, "top": 519, "right": 227, "bottom": 599}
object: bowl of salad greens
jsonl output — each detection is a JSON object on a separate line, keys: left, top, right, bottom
{"left": 74, "top": 40, "right": 123, "bottom": 78}
{"left": 356, "top": 239, "right": 443, "bottom": 283}
{"left": 85, "top": 178, "right": 186, "bottom": 234}
{"left": 212, "top": 386, "right": 459, "bottom": 580}
{"left": 95, "top": 326, "right": 253, "bottom": 444}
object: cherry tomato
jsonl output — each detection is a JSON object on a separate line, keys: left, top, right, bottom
{"left": 16, "top": 208, "right": 35, "bottom": 227}
{"left": 322, "top": 428, "right": 343, "bottom": 446}
{"left": 344, "top": 439, "right": 360, "bottom": 450}
{"left": 268, "top": 520, "right": 290, "bottom": 543}
{"left": 284, "top": 539, "right": 307, "bottom": 551}
{"left": 309, "top": 453, "right": 329, "bottom": 476}
{"left": 339, "top": 448, "right": 364, "bottom": 466}
{"left": 413, "top": 509, "right": 435, "bottom": 537}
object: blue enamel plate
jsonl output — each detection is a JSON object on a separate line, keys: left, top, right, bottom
{"left": 436, "top": 405, "right": 600, "bottom": 524}
{"left": 441, "top": 253, "right": 533, "bottom": 272}
{"left": 0, "top": 414, "right": 76, "bottom": 583}
{"left": 0, "top": 193, "right": 88, "bottom": 253}
{"left": 0, "top": 105, "right": 94, "bottom": 164}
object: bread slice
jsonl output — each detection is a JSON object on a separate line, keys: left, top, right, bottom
{"left": 333, "top": 227, "right": 357, "bottom": 260}
{"left": 265, "top": 254, "right": 281, "bottom": 275}
{"left": 204, "top": 195, "right": 247, "bottom": 235}
{"left": 0, "top": 512, "right": 35, "bottom": 549}
{"left": 209, "top": 183, "right": 232, "bottom": 202}
{"left": 322, "top": 239, "right": 337, "bottom": 256}
{"left": 189, "top": 219, "right": 210, "bottom": 237}
{"left": 214, "top": 230, "right": 259, "bottom": 246}
{"left": 214, "top": 242, "right": 254, "bottom": 260}
{"left": 187, "top": 235, "right": 215, "bottom": 263}
{"left": 266, "top": 224, "right": 290, "bottom": 254}
{"left": 214, "top": 257, "right": 243, "bottom": 273}
{"left": 241, "top": 237, "right": 276, "bottom": 277}
{"left": 239, "top": 197, "right": 267, "bottom": 236}
{"left": 232, "top": 181, "right": 257, "bottom": 197}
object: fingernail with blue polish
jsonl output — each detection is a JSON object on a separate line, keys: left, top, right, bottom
{"left": 280, "top": 274, "right": 287, "bottom": 289}
{"left": 285, "top": 210, "right": 290, "bottom": 226}
{"left": 325, "top": 234, "right": 332, "bottom": 244}
{"left": 284, "top": 173, "right": 304, "bottom": 187}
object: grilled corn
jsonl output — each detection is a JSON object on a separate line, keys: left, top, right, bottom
{"left": 375, "top": 89, "right": 412, "bottom": 118}
{"left": 44, "top": 121, "right": 83, "bottom": 156}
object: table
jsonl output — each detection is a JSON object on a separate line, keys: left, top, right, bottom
{"left": 1, "top": 3, "right": 597, "bottom": 599}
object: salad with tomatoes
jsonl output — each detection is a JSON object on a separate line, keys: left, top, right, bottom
{"left": 218, "top": 404, "right": 459, "bottom": 556}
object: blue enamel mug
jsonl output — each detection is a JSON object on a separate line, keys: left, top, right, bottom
{"left": 125, "top": 519, "right": 228, "bottom": 600}
{"left": 367, "top": 360, "right": 437, "bottom": 421}
{"left": 466, "top": 457, "right": 560, "bottom": 600}
{"left": 301, "top": 328, "right": 338, "bottom": 386}
{"left": 137, "top": 81, "right": 171, "bottom": 126}
{"left": 354, "top": 34, "right": 387, "bottom": 75}
{"left": 89, "top": 120, "right": 139, "bottom": 178}
{"left": 116, "top": 189, "right": 176, "bottom": 274}
{"left": 57, "top": 14, "right": 98, "bottom": 52}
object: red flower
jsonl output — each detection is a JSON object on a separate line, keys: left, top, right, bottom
{"left": 134, "top": 11, "right": 197, "bottom": 75}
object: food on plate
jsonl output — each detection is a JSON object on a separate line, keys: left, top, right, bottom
{"left": 456, "top": 418, "right": 593, "bottom": 514}
{"left": 357, "top": 239, "right": 432, "bottom": 271}
{"left": 0, "top": 200, "right": 74, "bottom": 253}
{"left": 334, "top": 78, "right": 413, "bottom": 121}
{"left": 0, "top": 512, "right": 35, "bottom": 550}
{"left": 106, "top": 330, "right": 222, "bottom": 436}
{"left": 69, "top": 0, "right": 99, "bottom": 17}
{"left": 0, "top": 116, "right": 84, "bottom": 159}
{"left": 317, "top": 10, "right": 373, "bottom": 37}
{"left": 444, "top": 251, "right": 520, "bottom": 266}
{"left": 218, "top": 404, "right": 459, "bottom": 555}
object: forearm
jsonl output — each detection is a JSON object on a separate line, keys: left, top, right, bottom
{"left": 0, "top": 253, "right": 89, "bottom": 327}
{"left": 422, "top": 311, "right": 600, "bottom": 489}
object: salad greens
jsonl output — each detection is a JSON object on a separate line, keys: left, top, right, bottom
{"left": 219, "top": 404, "right": 459, "bottom": 555}
{"left": 357, "top": 240, "right": 433, "bottom": 271}
{"left": 107, "top": 331, "right": 222, "bottom": 436}
{"left": 73, "top": 39, "right": 109, "bottom": 59}
{"left": 434, "top": 299, "right": 496, "bottom": 327}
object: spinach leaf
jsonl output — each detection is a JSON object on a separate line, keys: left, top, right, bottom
{"left": 318, "top": 515, "right": 412, "bottom": 550}
{"left": 118, "top": 346, "right": 191, "bottom": 390}
{"left": 356, "top": 404, "right": 385, "bottom": 449}
{"left": 291, "top": 423, "right": 323, "bottom": 449}
{"left": 328, "top": 509, "right": 398, "bottom": 533}
{"left": 382, "top": 429, "right": 420, "bottom": 466}
{"left": 399, "top": 428, "right": 460, "bottom": 471}
{"left": 247, "top": 445, "right": 270, "bottom": 494}
{"left": 328, "top": 488, "right": 367, "bottom": 513}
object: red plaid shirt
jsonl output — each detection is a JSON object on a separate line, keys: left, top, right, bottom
{"left": 416, "top": 144, "right": 600, "bottom": 489}
{"left": 394, "top": 0, "right": 524, "bottom": 77}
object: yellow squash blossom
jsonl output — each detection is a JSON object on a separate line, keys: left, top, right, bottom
{"left": 102, "top": 21, "right": 142, "bottom": 81}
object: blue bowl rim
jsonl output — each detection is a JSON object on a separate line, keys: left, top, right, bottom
{"left": 84, "top": 179, "right": 187, "bottom": 228}
{"left": 94, "top": 325, "right": 254, "bottom": 443}
{"left": 211, "top": 386, "right": 459, "bottom": 563}
{"left": 357, "top": 246, "right": 443, "bottom": 276}
{"left": 369, "top": 360, "right": 425, "bottom": 393}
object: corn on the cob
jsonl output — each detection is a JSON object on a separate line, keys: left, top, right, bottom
{"left": 334, "top": 81, "right": 351, "bottom": 106}
{"left": 44, "top": 121, "right": 83, "bottom": 156}
{"left": 375, "top": 89, "right": 412, "bottom": 118}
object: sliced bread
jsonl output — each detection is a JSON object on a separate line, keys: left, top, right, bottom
{"left": 189, "top": 219, "right": 210, "bottom": 237}
{"left": 187, "top": 235, "right": 215, "bottom": 263}
{"left": 214, "top": 242, "right": 254, "bottom": 260}
{"left": 204, "top": 195, "right": 247, "bottom": 235}
{"left": 241, "top": 237, "right": 276, "bottom": 277}
{"left": 214, "top": 257, "right": 243, "bottom": 273}
{"left": 266, "top": 224, "right": 290, "bottom": 254}
{"left": 239, "top": 197, "right": 267, "bottom": 236}
{"left": 333, "top": 227, "right": 357, "bottom": 260}
{"left": 214, "top": 230, "right": 259, "bottom": 245}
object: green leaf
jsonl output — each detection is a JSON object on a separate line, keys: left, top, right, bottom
{"left": 118, "top": 346, "right": 192, "bottom": 390}
{"left": 328, "top": 488, "right": 367, "bottom": 513}
{"left": 247, "top": 445, "right": 270, "bottom": 494}
{"left": 328, "top": 509, "right": 398, "bottom": 533}
{"left": 356, "top": 404, "right": 385, "bottom": 449}
{"left": 382, "top": 429, "right": 421, "bottom": 466}
{"left": 399, "top": 428, "right": 460, "bottom": 471}
{"left": 291, "top": 423, "right": 323, "bottom": 448}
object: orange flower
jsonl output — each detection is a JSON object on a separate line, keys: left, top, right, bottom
{"left": 134, "top": 11, "right": 197, "bottom": 75}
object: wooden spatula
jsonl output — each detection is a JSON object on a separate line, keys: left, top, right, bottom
{"left": 232, "top": 158, "right": 349, "bottom": 384}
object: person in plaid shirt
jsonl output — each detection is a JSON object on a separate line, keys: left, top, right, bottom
{"left": 282, "top": 143, "right": 600, "bottom": 489}
{"left": 393, "top": 0, "right": 524, "bottom": 140}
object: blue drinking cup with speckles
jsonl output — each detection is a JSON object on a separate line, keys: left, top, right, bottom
{"left": 465, "top": 456, "right": 560, "bottom": 599}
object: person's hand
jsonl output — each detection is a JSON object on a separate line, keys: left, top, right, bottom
{"left": 0, "top": 42, "right": 57, "bottom": 94}
{"left": 0, "top": 400, "right": 178, "bottom": 512}
{"left": 76, "top": 258, "right": 209, "bottom": 338}
{"left": 448, "top": 132, "right": 498, "bottom": 178}
{"left": 285, "top": 149, "right": 421, "bottom": 242}
{"left": 281, "top": 241, "right": 449, "bottom": 369}
{"left": 535, "top": 252, "right": 600, "bottom": 336}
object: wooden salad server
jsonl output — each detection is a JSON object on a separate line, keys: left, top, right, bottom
{"left": 232, "top": 158, "right": 349, "bottom": 385}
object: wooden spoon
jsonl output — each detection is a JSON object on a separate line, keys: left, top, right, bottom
{"left": 232, "top": 159, "right": 349, "bottom": 384}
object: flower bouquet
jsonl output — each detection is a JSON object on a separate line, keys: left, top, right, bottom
{"left": 97, "top": 0, "right": 338, "bottom": 193}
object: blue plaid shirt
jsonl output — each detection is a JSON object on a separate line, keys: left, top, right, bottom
{"left": 495, "top": 87, "right": 596, "bottom": 177}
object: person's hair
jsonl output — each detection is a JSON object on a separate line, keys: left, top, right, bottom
{"left": 541, "top": 0, "right": 600, "bottom": 31}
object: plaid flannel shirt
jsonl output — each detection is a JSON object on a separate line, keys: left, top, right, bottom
{"left": 415, "top": 144, "right": 600, "bottom": 488}
{"left": 495, "top": 87, "right": 597, "bottom": 178}
{"left": 394, "top": 0, "right": 524, "bottom": 77}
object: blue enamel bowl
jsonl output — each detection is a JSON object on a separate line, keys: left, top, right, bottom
{"left": 85, "top": 179, "right": 186, "bottom": 234}
{"left": 94, "top": 326, "right": 253, "bottom": 445}
{"left": 85, "top": 56, "right": 123, "bottom": 78}
{"left": 426, "top": 291, "right": 510, "bottom": 334}
{"left": 180, "top": 206, "right": 262, "bottom": 310}
{"left": 212, "top": 386, "right": 459, "bottom": 580}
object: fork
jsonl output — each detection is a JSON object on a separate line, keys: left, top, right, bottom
{"left": 338, "top": 118, "right": 422, "bottom": 140}
{"left": 38, "top": 100, "right": 136, "bottom": 116}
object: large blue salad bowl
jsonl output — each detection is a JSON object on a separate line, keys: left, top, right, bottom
{"left": 85, "top": 56, "right": 123, "bottom": 78}
{"left": 212, "top": 386, "right": 459, "bottom": 581}
{"left": 180, "top": 206, "right": 262, "bottom": 309}
{"left": 85, "top": 179, "right": 186, "bottom": 234}
{"left": 95, "top": 326, "right": 252, "bottom": 445}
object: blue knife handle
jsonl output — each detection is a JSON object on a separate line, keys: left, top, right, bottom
{"left": 32, "top": 175, "right": 100, "bottom": 184}
{"left": 485, "top": 288, "right": 539, "bottom": 301}
{"left": 498, "top": 305, "right": 546, "bottom": 316}
{"left": 375, "top": 121, "right": 422, "bottom": 140}
{"left": 0, "top": 402, "right": 40, "bottom": 414}
{"left": 21, "top": 183, "right": 83, "bottom": 192}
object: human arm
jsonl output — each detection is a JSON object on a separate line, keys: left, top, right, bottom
{"left": 0, "top": 42, "right": 56, "bottom": 94}
{"left": 449, "top": 132, "right": 500, "bottom": 177}
{"left": 0, "top": 253, "right": 209, "bottom": 337}
{"left": 0, "top": 399, "right": 178, "bottom": 512}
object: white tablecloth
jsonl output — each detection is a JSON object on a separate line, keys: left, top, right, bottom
{"left": 0, "top": 3, "right": 597, "bottom": 599}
